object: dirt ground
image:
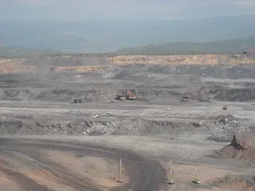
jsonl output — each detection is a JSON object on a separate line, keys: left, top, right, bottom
{"left": 0, "top": 135, "right": 254, "bottom": 191}
{"left": 0, "top": 55, "right": 255, "bottom": 191}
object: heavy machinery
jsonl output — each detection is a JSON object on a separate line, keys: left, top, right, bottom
{"left": 115, "top": 90, "right": 136, "bottom": 101}
{"left": 191, "top": 169, "right": 200, "bottom": 184}
{"left": 73, "top": 98, "right": 82, "bottom": 103}
{"left": 222, "top": 105, "right": 228, "bottom": 110}
{"left": 181, "top": 95, "right": 191, "bottom": 102}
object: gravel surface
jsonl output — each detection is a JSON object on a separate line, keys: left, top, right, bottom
{"left": 1, "top": 55, "right": 255, "bottom": 190}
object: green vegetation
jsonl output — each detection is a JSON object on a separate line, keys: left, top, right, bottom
{"left": 114, "top": 36, "right": 255, "bottom": 55}
{"left": 0, "top": 47, "right": 111, "bottom": 58}
{"left": 2, "top": 34, "right": 255, "bottom": 58}
{"left": 0, "top": 47, "right": 60, "bottom": 58}
{"left": 1, "top": 16, "right": 255, "bottom": 54}
{"left": 1, "top": 15, "right": 255, "bottom": 57}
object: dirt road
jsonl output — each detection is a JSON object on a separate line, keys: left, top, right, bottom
{"left": 0, "top": 137, "right": 165, "bottom": 191}
{"left": 1, "top": 135, "right": 253, "bottom": 191}
{"left": 1, "top": 55, "right": 255, "bottom": 191}
{"left": 0, "top": 100, "right": 254, "bottom": 121}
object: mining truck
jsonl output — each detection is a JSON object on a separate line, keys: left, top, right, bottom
{"left": 73, "top": 98, "right": 83, "bottom": 103}
{"left": 115, "top": 90, "right": 136, "bottom": 101}
{"left": 222, "top": 105, "right": 228, "bottom": 110}
{"left": 181, "top": 95, "right": 191, "bottom": 102}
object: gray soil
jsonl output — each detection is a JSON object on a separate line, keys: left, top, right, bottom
{"left": 2, "top": 61, "right": 255, "bottom": 102}
{"left": 1, "top": 55, "right": 255, "bottom": 191}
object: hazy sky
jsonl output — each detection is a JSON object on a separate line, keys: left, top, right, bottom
{"left": 1, "top": 0, "right": 255, "bottom": 21}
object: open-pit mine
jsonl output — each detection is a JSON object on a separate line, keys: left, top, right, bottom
{"left": 1, "top": 54, "right": 255, "bottom": 191}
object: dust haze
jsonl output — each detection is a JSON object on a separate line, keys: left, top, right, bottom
{"left": 0, "top": 54, "right": 255, "bottom": 191}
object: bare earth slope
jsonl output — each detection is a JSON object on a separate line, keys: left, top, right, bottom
{"left": 109, "top": 54, "right": 255, "bottom": 65}
{"left": 1, "top": 54, "right": 255, "bottom": 191}
{"left": 1, "top": 54, "right": 255, "bottom": 102}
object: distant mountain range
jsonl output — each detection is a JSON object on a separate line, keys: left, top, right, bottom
{"left": 0, "top": 47, "right": 59, "bottom": 58}
{"left": 1, "top": 15, "right": 255, "bottom": 53}
{"left": 114, "top": 35, "right": 255, "bottom": 55}
{"left": 1, "top": 35, "right": 255, "bottom": 58}
{"left": 0, "top": 15, "right": 255, "bottom": 57}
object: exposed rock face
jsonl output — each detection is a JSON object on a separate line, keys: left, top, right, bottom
{"left": 2, "top": 55, "right": 255, "bottom": 103}
{"left": 1, "top": 54, "right": 255, "bottom": 74}
{"left": 109, "top": 54, "right": 255, "bottom": 65}
{"left": 23, "top": 56, "right": 110, "bottom": 66}
{"left": 231, "top": 132, "right": 255, "bottom": 150}
{"left": 219, "top": 132, "right": 255, "bottom": 159}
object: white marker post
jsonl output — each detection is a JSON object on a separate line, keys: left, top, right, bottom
{"left": 117, "top": 157, "right": 124, "bottom": 182}
{"left": 168, "top": 160, "right": 175, "bottom": 184}
{"left": 192, "top": 169, "right": 200, "bottom": 184}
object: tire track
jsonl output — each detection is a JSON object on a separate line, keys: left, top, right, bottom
{"left": 1, "top": 149, "right": 99, "bottom": 191}
{"left": 0, "top": 137, "right": 166, "bottom": 191}
{"left": 0, "top": 165, "right": 53, "bottom": 191}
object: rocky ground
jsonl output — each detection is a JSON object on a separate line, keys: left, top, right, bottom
{"left": 109, "top": 54, "right": 255, "bottom": 65}
{"left": 1, "top": 54, "right": 255, "bottom": 191}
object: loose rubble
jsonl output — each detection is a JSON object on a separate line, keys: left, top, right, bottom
{"left": 0, "top": 115, "right": 252, "bottom": 137}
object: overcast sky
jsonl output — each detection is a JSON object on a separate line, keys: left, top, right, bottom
{"left": 1, "top": 0, "right": 255, "bottom": 21}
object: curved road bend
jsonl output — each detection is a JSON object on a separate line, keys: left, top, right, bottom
{"left": 0, "top": 137, "right": 166, "bottom": 191}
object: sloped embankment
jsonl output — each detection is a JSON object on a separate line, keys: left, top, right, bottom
{"left": 1, "top": 87, "right": 255, "bottom": 102}
{"left": 212, "top": 175, "right": 255, "bottom": 191}
{"left": 219, "top": 132, "right": 255, "bottom": 159}
{"left": 0, "top": 115, "right": 250, "bottom": 136}
{"left": 108, "top": 54, "right": 255, "bottom": 65}
{"left": 0, "top": 88, "right": 187, "bottom": 102}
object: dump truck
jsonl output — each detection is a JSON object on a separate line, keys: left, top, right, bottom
{"left": 222, "top": 105, "right": 228, "bottom": 110}
{"left": 73, "top": 98, "right": 82, "bottom": 103}
{"left": 181, "top": 95, "right": 191, "bottom": 102}
{"left": 115, "top": 90, "right": 136, "bottom": 101}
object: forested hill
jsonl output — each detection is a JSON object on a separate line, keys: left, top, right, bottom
{"left": 114, "top": 35, "right": 255, "bottom": 55}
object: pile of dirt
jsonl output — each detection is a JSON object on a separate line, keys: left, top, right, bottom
{"left": 0, "top": 89, "right": 36, "bottom": 100}
{"left": 0, "top": 118, "right": 25, "bottom": 134}
{"left": 214, "top": 114, "right": 236, "bottom": 123}
{"left": 219, "top": 132, "right": 255, "bottom": 159}
{"left": 212, "top": 175, "right": 255, "bottom": 191}
{"left": 0, "top": 115, "right": 250, "bottom": 136}
{"left": 0, "top": 117, "right": 191, "bottom": 136}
